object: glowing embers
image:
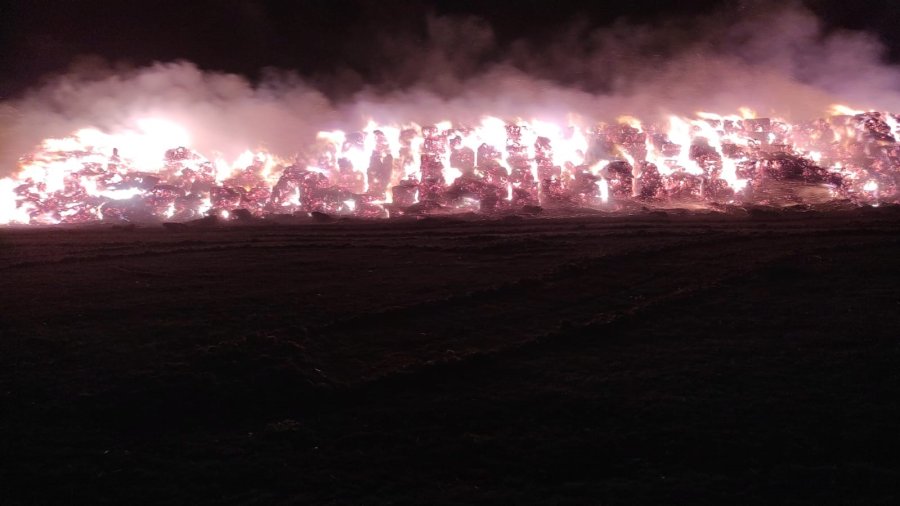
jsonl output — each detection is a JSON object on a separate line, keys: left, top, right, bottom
{"left": 2, "top": 105, "right": 900, "bottom": 225}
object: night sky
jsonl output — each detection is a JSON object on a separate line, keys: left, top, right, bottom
{"left": 1, "top": 0, "right": 900, "bottom": 98}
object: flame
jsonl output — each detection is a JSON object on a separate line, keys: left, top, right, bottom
{"left": 617, "top": 115, "right": 642, "bottom": 130}
{"left": 2, "top": 105, "right": 897, "bottom": 225}
{"left": 885, "top": 115, "right": 900, "bottom": 141}
{"left": 198, "top": 197, "right": 212, "bottom": 216}
{"left": 666, "top": 116, "right": 702, "bottom": 175}
{"left": 829, "top": 104, "right": 866, "bottom": 116}
{"left": 597, "top": 178, "right": 609, "bottom": 203}
{"left": 739, "top": 107, "right": 757, "bottom": 119}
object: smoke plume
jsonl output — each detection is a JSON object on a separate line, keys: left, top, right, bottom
{"left": 3, "top": 2, "right": 900, "bottom": 176}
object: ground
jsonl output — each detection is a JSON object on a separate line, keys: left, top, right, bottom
{"left": 1, "top": 208, "right": 900, "bottom": 505}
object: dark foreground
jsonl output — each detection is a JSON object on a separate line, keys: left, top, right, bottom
{"left": 2, "top": 209, "right": 900, "bottom": 505}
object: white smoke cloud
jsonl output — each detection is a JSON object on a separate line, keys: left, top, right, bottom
{"left": 0, "top": 61, "right": 335, "bottom": 175}
{"left": 3, "top": 2, "right": 900, "bottom": 177}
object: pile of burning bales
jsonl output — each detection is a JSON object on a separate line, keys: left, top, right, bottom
{"left": 3, "top": 109, "right": 900, "bottom": 225}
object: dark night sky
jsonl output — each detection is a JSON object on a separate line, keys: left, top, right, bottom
{"left": 1, "top": 0, "right": 900, "bottom": 98}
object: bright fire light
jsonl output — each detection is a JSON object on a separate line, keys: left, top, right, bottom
{"left": 1, "top": 106, "right": 898, "bottom": 225}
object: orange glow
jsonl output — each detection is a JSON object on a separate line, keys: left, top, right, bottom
{"left": 1, "top": 105, "right": 894, "bottom": 224}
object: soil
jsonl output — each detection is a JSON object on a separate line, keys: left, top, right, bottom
{"left": 2, "top": 207, "right": 900, "bottom": 505}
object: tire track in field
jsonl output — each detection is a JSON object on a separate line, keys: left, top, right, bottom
{"left": 305, "top": 231, "right": 899, "bottom": 383}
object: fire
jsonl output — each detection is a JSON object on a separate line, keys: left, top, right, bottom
{"left": 829, "top": 104, "right": 867, "bottom": 116}
{"left": 2, "top": 106, "right": 899, "bottom": 225}
{"left": 617, "top": 115, "right": 642, "bottom": 130}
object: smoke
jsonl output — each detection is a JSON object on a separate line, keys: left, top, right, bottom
{"left": 3, "top": 1, "right": 900, "bottom": 176}
{"left": 0, "top": 61, "right": 335, "bottom": 175}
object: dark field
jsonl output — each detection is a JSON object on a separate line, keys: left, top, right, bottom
{"left": 2, "top": 209, "right": 900, "bottom": 505}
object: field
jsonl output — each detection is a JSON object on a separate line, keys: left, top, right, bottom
{"left": 2, "top": 208, "right": 900, "bottom": 504}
